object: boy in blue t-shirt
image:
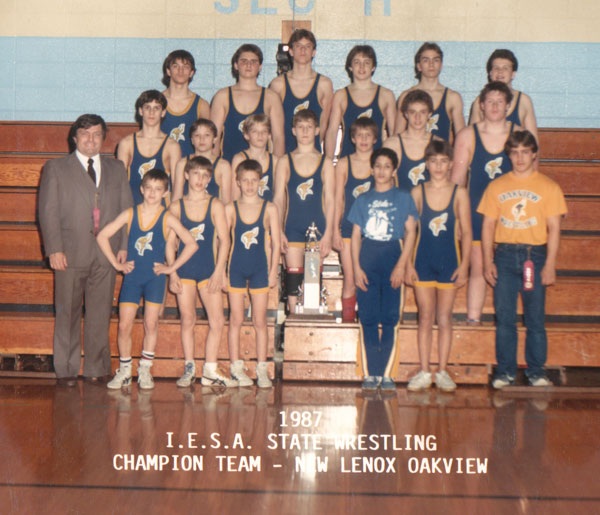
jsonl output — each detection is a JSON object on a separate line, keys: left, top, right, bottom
{"left": 348, "top": 147, "right": 418, "bottom": 390}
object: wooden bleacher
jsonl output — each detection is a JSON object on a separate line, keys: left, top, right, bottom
{"left": 282, "top": 127, "right": 600, "bottom": 383}
{"left": 0, "top": 122, "right": 599, "bottom": 383}
{"left": 0, "top": 121, "right": 277, "bottom": 378}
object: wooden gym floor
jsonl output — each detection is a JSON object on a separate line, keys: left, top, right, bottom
{"left": 0, "top": 377, "right": 599, "bottom": 514}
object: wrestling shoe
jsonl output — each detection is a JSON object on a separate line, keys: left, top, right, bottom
{"left": 137, "top": 360, "right": 155, "bottom": 390}
{"left": 407, "top": 370, "right": 432, "bottom": 391}
{"left": 435, "top": 370, "right": 457, "bottom": 392}
{"left": 201, "top": 365, "right": 238, "bottom": 387}
{"left": 256, "top": 362, "right": 273, "bottom": 388}
{"left": 107, "top": 364, "right": 132, "bottom": 390}
{"left": 230, "top": 360, "right": 254, "bottom": 387}
{"left": 176, "top": 362, "right": 196, "bottom": 387}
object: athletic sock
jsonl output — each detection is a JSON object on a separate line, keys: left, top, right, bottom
{"left": 141, "top": 350, "right": 155, "bottom": 361}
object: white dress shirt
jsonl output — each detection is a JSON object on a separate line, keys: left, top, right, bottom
{"left": 75, "top": 150, "right": 102, "bottom": 188}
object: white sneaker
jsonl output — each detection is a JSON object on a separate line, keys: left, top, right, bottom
{"left": 107, "top": 365, "right": 132, "bottom": 390}
{"left": 176, "top": 362, "right": 196, "bottom": 387}
{"left": 201, "top": 365, "right": 238, "bottom": 387}
{"left": 529, "top": 376, "right": 552, "bottom": 387}
{"left": 492, "top": 375, "right": 515, "bottom": 389}
{"left": 230, "top": 360, "right": 254, "bottom": 387}
{"left": 407, "top": 370, "right": 432, "bottom": 391}
{"left": 435, "top": 370, "right": 457, "bottom": 392}
{"left": 256, "top": 362, "right": 272, "bottom": 388}
{"left": 137, "top": 361, "right": 155, "bottom": 390}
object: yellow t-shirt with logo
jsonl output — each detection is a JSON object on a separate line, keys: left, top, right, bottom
{"left": 477, "top": 171, "right": 567, "bottom": 245}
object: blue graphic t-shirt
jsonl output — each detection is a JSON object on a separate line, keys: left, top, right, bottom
{"left": 348, "top": 187, "right": 418, "bottom": 242}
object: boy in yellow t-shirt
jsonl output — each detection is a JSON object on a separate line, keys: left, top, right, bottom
{"left": 478, "top": 130, "right": 567, "bottom": 389}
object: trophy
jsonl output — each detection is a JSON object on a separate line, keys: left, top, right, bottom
{"left": 295, "top": 222, "right": 328, "bottom": 315}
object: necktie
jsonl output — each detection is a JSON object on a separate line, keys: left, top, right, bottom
{"left": 87, "top": 158, "right": 96, "bottom": 186}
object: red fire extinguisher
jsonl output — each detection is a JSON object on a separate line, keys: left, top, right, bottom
{"left": 523, "top": 248, "right": 534, "bottom": 291}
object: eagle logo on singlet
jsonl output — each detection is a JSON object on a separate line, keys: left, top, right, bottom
{"left": 294, "top": 100, "right": 310, "bottom": 115}
{"left": 258, "top": 175, "right": 270, "bottom": 196}
{"left": 241, "top": 227, "right": 259, "bottom": 250}
{"left": 238, "top": 117, "right": 248, "bottom": 133}
{"left": 296, "top": 178, "right": 314, "bottom": 200}
{"left": 189, "top": 224, "right": 205, "bottom": 241}
{"left": 426, "top": 114, "right": 439, "bottom": 133}
{"left": 169, "top": 123, "right": 186, "bottom": 143}
{"left": 135, "top": 232, "right": 153, "bottom": 256}
{"left": 429, "top": 212, "right": 448, "bottom": 237}
{"left": 138, "top": 159, "right": 157, "bottom": 179}
{"left": 485, "top": 157, "right": 503, "bottom": 179}
{"left": 357, "top": 108, "right": 373, "bottom": 119}
{"left": 352, "top": 181, "right": 371, "bottom": 198}
{"left": 511, "top": 199, "right": 527, "bottom": 221}
{"left": 408, "top": 163, "right": 427, "bottom": 186}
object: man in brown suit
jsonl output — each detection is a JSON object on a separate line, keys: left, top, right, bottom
{"left": 39, "top": 114, "right": 133, "bottom": 385}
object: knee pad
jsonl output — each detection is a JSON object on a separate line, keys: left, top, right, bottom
{"left": 285, "top": 267, "right": 304, "bottom": 297}
{"left": 342, "top": 295, "right": 357, "bottom": 322}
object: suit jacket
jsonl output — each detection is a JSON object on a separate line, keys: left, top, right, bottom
{"left": 38, "top": 153, "right": 133, "bottom": 268}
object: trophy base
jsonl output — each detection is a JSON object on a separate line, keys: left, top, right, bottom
{"left": 288, "top": 312, "right": 334, "bottom": 322}
{"left": 295, "top": 305, "right": 328, "bottom": 316}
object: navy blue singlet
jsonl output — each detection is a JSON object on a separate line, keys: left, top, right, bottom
{"left": 128, "top": 133, "right": 169, "bottom": 205}
{"left": 339, "top": 86, "right": 385, "bottom": 158}
{"left": 221, "top": 87, "right": 265, "bottom": 162}
{"left": 426, "top": 87, "right": 452, "bottom": 142}
{"left": 161, "top": 94, "right": 202, "bottom": 158}
{"left": 282, "top": 72, "right": 322, "bottom": 153}
{"left": 469, "top": 123, "right": 513, "bottom": 241}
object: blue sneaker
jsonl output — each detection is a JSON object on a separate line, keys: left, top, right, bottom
{"left": 362, "top": 376, "right": 380, "bottom": 390}
{"left": 380, "top": 377, "right": 396, "bottom": 390}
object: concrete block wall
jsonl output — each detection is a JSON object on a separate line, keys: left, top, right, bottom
{"left": 0, "top": 0, "right": 598, "bottom": 127}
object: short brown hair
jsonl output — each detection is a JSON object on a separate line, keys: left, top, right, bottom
{"left": 141, "top": 168, "right": 169, "bottom": 190}
{"left": 189, "top": 118, "right": 217, "bottom": 140}
{"left": 479, "top": 81, "right": 513, "bottom": 105}
{"left": 162, "top": 50, "right": 195, "bottom": 87}
{"left": 505, "top": 130, "right": 538, "bottom": 154}
{"left": 349, "top": 117, "right": 379, "bottom": 140}
{"left": 487, "top": 49, "right": 518, "bottom": 82}
{"left": 235, "top": 159, "right": 262, "bottom": 180}
{"left": 401, "top": 90, "right": 434, "bottom": 115}
{"left": 134, "top": 90, "right": 167, "bottom": 126}
{"left": 231, "top": 44, "right": 263, "bottom": 81}
{"left": 242, "top": 113, "right": 271, "bottom": 134}
{"left": 414, "top": 42, "right": 443, "bottom": 80}
{"left": 292, "top": 108, "right": 319, "bottom": 127}
{"left": 185, "top": 155, "right": 213, "bottom": 176}
{"left": 345, "top": 45, "right": 377, "bottom": 81}
{"left": 425, "top": 139, "right": 453, "bottom": 161}
{"left": 69, "top": 114, "right": 106, "bottom": 151}
{"left": 370, "top": 147, "right": 398, "bottom": 170}
{"left": 288, "top": 29, "right": 316, "bottom": 49}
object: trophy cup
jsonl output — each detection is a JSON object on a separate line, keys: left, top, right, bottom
{"left": 295, "top": 222, "right": 328, "bottom": 315}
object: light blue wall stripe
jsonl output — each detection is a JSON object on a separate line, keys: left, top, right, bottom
{"left": 0, "top": 36, "right": 598, "bottom": 127}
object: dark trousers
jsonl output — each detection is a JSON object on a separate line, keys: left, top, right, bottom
{"left": 53, "top": 261, "right": 116, "bottom": 378}
{"left": 357, "top": 239, "right": 402, "bottom": 377}
{"left": 493, "top": 244, "right": 547, "bottom": 379}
